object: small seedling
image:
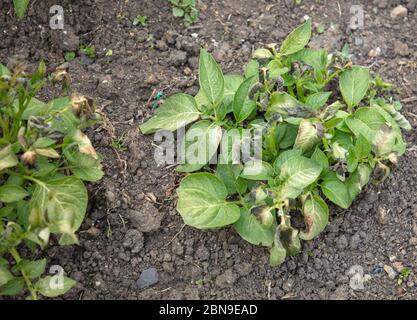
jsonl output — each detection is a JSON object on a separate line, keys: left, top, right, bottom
{"left": 80, "top": 44, "right": 96, "bottom": 59}
{"left": 111, "top": 136, "right": 127, "bottom": 151}
{"left": 140, "top": 20, "right": 411, "bottom": 266}
{"left": 398, "top": 267, "right": 411, "bottom": 285}
{"left": 105, "top": 49, "right": 113, "bottom": 57}
{"left": 64, "top": 51, "right": 76, "bottom": 62}
{"left": 169, "top": 0, "right": 199, "bottom": 25}
{"left": 133, "top": 15, "right": 148, "bottom": 27}
{"left": 316, "top": 23, "right": 325, "bottom": 34}
{"left": 13, "top": 0, "right": 29, "bottom": 18}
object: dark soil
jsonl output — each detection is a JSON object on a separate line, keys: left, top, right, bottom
{"left": 1, "top": 0, "right": 417, "bottom": 300}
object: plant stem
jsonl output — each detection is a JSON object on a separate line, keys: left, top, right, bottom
{"left": 9, "top": 248, "right": 38, "bottom": 300}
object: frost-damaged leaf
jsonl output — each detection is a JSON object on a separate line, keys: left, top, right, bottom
{"left": 339, "top": 66, "right": 370, "bottom": 109}
{"left": 36, "top": 276, "right": 76, "bottom": 298}
{"left": 176, "top": 173, "right": 240, "bottom": 229}
{"left": 273, "top": 149, "right": 303, "bottom": 174}
{"left": 139, "top": 93, "right": 201, "bottom": 134}
{"left": 300, "top": 194, "right": 329, "bottom": 240}
{"left": 266, "top": 92, "right": 313, "bottom": 119}
{"left": 234, "top": 207, "right": 275, "bottom": 246}
{"left": 233, "top": 76, "right": 257, "bottom": 122}
{"left": 240, "top": 160, "right": 274, "bottom": 180}
{"left": 199, "top": 49, "right": 224, "bottom": 105}
{"left": 280, "top": 19, "right": 312, "bottom": 56}
{"left": 176, "top": 120, "right": 222, "bottom": 172}
{"left": 276, "top": 156, "right": 321, "bottom": 200}
{"left": 373, "top": 124, "right": 396, "bottom": 156}
{"left": 64, "top": 149, "right": 104, "bottom": 182}
{"left": 305, "top": 92, "right": 332, "bottom": 110}
{"left": 294, "top": 119, "right": 321, "bottom": 152}
{"left": 345, "top": 163, "right": 372, "bottom": 200}
{"left": 290, "top": 48, "right": 328, "bottom": 79}
{"left": 28, "top": 176, "right": 88, "bottom": 233}
{"left": 0, "top": 145, "right": 18, "bottom": 172}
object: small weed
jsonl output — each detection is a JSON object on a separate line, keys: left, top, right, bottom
{"left": 133, "top": 15, "right": 148, "bottom": 27}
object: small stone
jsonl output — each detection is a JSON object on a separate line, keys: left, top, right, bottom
{"left": 392, "top": 261, "right": 404, "bottom": 272}
{"left": 336, "top": 235, "right": 348, "bottom": 249}
{"left": 377, "top": 207, "right": 388, "bottom": 225}
{"left": 144, "top": 73, "right": 158, "bottom": 86}
{"left": 80, "top": 54, "right": 94, "bottom": 65}
{"left": 368, "top": 47, "right": 381, "bottom": 57}
{"left": 390, "top": 5, "right": 408, "bottom": 19}
{"left": 235, "top": 262, "right": 252, "bottom": 276}
{"left": 350, "top": 233, "right": 361, "bottom": 250}
{"left": 195, "top": 245, "right": 210, "bottom": 261}
{"left": 374, "top": 0, "right": 388, "bottom": 9}
{"left": 188, "top": 56, "right": 199, "bottom": 69}
{"left": 136, "top": 268, "right": 159, "bottom": 289}
{"left": 384, "top": 265, "right": 397, "bottom": 279}
{"left": 170, "top": 50, "right": 187, "bottom": 66}
{"left": 164, "top": 30, "right": 179, "bottom": 44}
{"left": 51, "top": 28, "right": 79, "bottom": 51}
{"left": 137, "top": 30, "right": 148, "bottom": 43}
{"left": 394, "top": 41, "right": 410, "bottom": 57}
{"left": 410, "top": 237, "right": 417, "bottom": 245}
{"left": 406, "top": 0, "right": 417, "bottom": 11}
{"left": 85, "top": 226, "right": 101, "bottom": 238}
{"left": 128, "top": 202, "right": 164, "bottom": 233}
{"left": 215, "top": 269, "right": 237, "bottom": 288}
{"left": 105, "top": 189, "right": 116, "bottom": 203}
{"left": 183, "top": 67, "right": 192, "bottom": 76}
{"left": 155, "top": 40, "right": 168, "bottom": 51}
{"left": 123, "top": 229, "right": 144, "bottom": 253}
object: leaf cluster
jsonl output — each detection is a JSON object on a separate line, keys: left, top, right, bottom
{"left": 140, "top": 20, "right": 411, "bottom": 266}
{"left": 0, "top": 62, "right": 103, "bottom": 299}
{"left": 169, "top": 0, "right": 199, "bottom": 25}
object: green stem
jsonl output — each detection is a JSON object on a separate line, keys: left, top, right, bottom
{"left": 323, "top": 69, "right": 342, "bottom": 86}
{"left": 9, "top": 248, "right": 38, "bottom": 300}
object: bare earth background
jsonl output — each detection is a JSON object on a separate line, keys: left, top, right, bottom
{"left": 1, "top": 0, "right": 417, "bottom": 299}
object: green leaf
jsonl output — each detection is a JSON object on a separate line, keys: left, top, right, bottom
{"left": 0, "top": 277, "right": 24, "bottom": 296}
{"left": 29, "top": 176, "right": 88, "bottom": 233}
{"left": 199, "top": 49, "right": 224, "bottom": 105}
{"left": 36, "top": 276, "right": 76, "bottom": 298}
{"left": 139, "top": 94, "right": 201, "bottom": 134}
{"left": 310, "top": 147, "right": 329, "bottom": 171}
{"left": 244, "top": 60, "right": 259, "bottom": 79}
{"left": 0, "top": 185, "right": 28, "bottom": 203}
{"left": 293, "top": 119, "right": 321, "bottom": 152}
{"left": 305, "top": 92, "right": 332, "bottom": 110}
{"left": 300, "top": 194, "right": 329, "bottom": 240}
{"left": 234, "top": 207, "right": 275, "bottom": 246}
{"left": 0, "top": 63, "right": 10, "bottom": 76}
{"left": 346, "top": 163, "right": 372, "bottom": 200}
{"left": 233, "top": 76, "right": 257, "bottom": 122}
{"left": 276, "top": 156, "right": 322, "bottom": 200}
{"left": 176, "top": 173, "right": 240, "bottom": 229}
{"left": 176, "top": 120, "right": 222, "bottom": 172}
{"left": 290, "top": 48, "right": 328, "bottom": 80}
{"left": 32, "top": 137, "right": 56, "bottom": 149}
{"left": 215, "top": 164, "right": 247, "bottom": 195}
{"left": 280, "top": 19, "right": 312, "bottom": 56}
{"left": 20, "top": 259, "right": 47, "bottom": 279}
{"left": 321, "top": 178, "right": 351, "bottom": 209}
{"left": 172, "top": 7, "right": 185, "bottom": 17}
{"left": 0, "top": 145, "right": 18, "bottom": 172}
{"left": 269, "top": 227, "right": 287, "bottom": 266}
{"left": 339, "top": 66, "right": 370, "bottom": 108}
{"left": 64, "top": 149, "right": 103, "bottom": 182}
{"left": 252, "top": 48, "right": 273, "bottom": 59}
{"left": 345, "top": 107, "right": 386, "bottom": 144}
{"left": 0, "top": 267, "right": 13, "bottom": 287}
{"left": 13, "top": 0, "right": 29, "bottom": 18}
{"left": 274, "top": 149, "right": 303, "bottom": 174}
{"left": 240, "top": 160, "right": 274, "bottom": 180}
{"left": 21, "top": 98, "right": 47, "bottom": 120}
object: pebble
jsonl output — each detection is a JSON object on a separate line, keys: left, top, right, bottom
{"left": 136, "top": 268, "right": 159, "bottom": 289}
{"left": 383, "top": 265, "right": 397, "bottom": 279}
{"left": 336, "top": 235, "right": 348, "bottom": 249}
{"left": 170, "top": 50, "right": 187, "bottom": 66}
{"left": 128, "top": 202, "right": 164, "bottom": 233}
{"left": 215, "top": 269, "right": 237, "bottom": 288}
{"left": 390, "top": 5, "right": 408, "bottom": 19}
{"left": 394, "top": 41, "right": 410, "bottom": 57}
{"left": 377, "top": 207, "right": 388, "bottom": 225}
{"left": 137, "top": 30, "right": 148, "bottom": 43}
{"left": 123, "top": 229, "right": 144, "bottom": 253}
{"left": 155, "top": 39, "right": 168, "bottom": 51}
{"left": 374, "top": 0, "right": 388, "bottom": 9}
{"left": 368, "top": 47, "right": 381, "bottom": 57}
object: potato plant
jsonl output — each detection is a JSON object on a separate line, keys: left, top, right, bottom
{"left": 0, "top": 62, "right": 103, "bottom": 299}
{"left": 139, "top": 20, "right": 410, "bottom": 266}
{"left": 169, "top": 0, "right": 199, "bottom": 25}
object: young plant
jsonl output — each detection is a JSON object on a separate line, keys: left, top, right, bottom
{"left": 139, "top": 20, "right": 411, "bottom": 266}
{"left": 79, "top": 44, "right": 96, "bottom": 60}
{"left": 0, "top": 61, "right": 103, "bottom": 299}
{"left": 169, "top": 0, "right": 199, "bottom": 25}
{"left": 13, "top": 0, "right": 29, "bottom": 18}
{"left": 133, "top": 15, "right": 148, "bottom": 27}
